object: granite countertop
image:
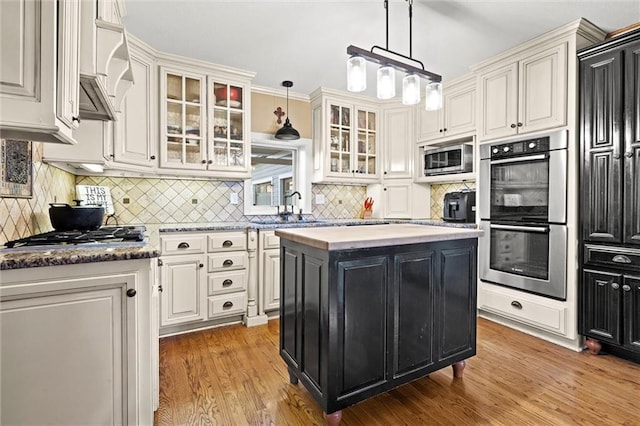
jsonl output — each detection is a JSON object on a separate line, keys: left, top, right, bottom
{"left": 1, "top": 219, "right": 476, "bottom": 271}
{"left": 275, "top": 224, "right": 483, "bottom": 251}
{"left": 0, "top": 243, "right": 159, "bottom": 271}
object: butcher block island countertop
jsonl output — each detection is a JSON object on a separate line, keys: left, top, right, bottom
{"left": 275, "top": 223, "right": 483, "bottom": 250}
{"left": 276, "top": 224, "right": 482, "bottom": 425}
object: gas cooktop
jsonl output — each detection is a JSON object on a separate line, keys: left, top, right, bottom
{"left": 4, "top": 226, "right": 147, "bottom": 249}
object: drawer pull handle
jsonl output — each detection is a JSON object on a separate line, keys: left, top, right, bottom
{"left": 222, "top": 301, "right": 233, "bottom": 308}
{"left": 199, "top": 263, "right": 204, "bottom": 268}
{"left": 510, "top": 301, "right": 523, "bottom": 309}
{"left": 623, "top": 285, "right": 631, "bottom": 292}
{"left": 222, "top": 279, "right": 233, "bottom": 287}
{"left": 177, "top": 242, "right": 190, "bottom": 249}
{"left": 223, "top": 259, "right": 234, "bottom": 267}
{"left": 222, "top": 240, "right": 233, "bottom": 248}
{"left": 612, "top": 283, "right": 620, "bottom": 290}
{"left": 612, "top": 255, "right": 631, "bottom": 264}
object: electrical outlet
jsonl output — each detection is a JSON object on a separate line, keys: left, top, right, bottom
{"left": 315, "top": 194, "right": 325, "bottom": 204}
{"left": 230, "top": 192, "right": 239, "bottom": 205}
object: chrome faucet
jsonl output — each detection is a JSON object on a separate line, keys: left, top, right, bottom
{"left": 282, "top": 191, "right": 302, "bottom": 220}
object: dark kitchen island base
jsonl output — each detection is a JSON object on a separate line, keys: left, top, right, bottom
{"left": 276, "top": 225, "right": 480, "bottom": 425}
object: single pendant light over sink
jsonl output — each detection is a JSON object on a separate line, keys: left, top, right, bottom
{"left": 275, "top": 81, "right": 300, "bottom": 140}
{"left": 346, "top": 0, "right": 442, "bottom": 109}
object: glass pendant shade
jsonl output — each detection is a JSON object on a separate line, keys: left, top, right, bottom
{"left": 376, "top": 66, "right": 395, "bottom": 100}
{"left": 347, "top": 56, "right": 367, "bottom": 92}
{"left": 425, "top": 81, "right": 443, "bottom": 111}
{"left": 402, "top": 74, "right": 421, "bottom": 105}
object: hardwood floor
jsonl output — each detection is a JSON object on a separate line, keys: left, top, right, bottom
{"left": 154, "top": 318, "right": 640, "bottom": 425}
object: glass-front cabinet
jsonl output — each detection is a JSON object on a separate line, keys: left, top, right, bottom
{"left": 159, "top": 65, "right": 251, "bottom": 177}
{"left": 311, "top": 88, "right": 379, "bottom": 183}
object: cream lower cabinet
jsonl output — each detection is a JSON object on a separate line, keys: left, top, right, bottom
{"left": 159, "top": 230, "right": 248, "bottom": 335}
{"left": 0, "top": 259, "right": 155, "bottom": 425}
{"left": 259, "top": 230, "right": 281, "bottom": 313}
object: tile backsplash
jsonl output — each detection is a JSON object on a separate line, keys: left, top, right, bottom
{"left": 0, "top": 142, "right": 76, "bottom": 244}
{"left": 430, "top": 181, "right": 476, "bottom": 220}
{"left": 1, "top": 143, "right": 369, "bottom": 244}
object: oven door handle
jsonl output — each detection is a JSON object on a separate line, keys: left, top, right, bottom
{"left": 490, "top": 224, "right": 549, "bottom": 233}
{"left": 490, "top": 154, "right": 548, "bottom": 165}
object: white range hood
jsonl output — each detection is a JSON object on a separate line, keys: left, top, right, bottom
{"left": 79, "top": 2, "right": 134, "bottom": 121}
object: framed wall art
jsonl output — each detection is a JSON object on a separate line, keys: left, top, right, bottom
{"left": 1, "top": 139, "right": 33, "bottom": 198}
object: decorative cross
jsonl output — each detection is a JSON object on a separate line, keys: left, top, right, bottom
{"left": 274, "top": 107, "right": 286, "bottom": 125}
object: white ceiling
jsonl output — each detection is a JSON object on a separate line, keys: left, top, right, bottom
{"left": 123, "top": 0, "right": 640, "bottom": 98}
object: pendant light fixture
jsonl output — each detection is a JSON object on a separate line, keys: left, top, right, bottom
{"left": 346, "top": 0, "right": 442, "bottom": 109}
{"left": 275, "top": 80, "right": 300, "bottom": 140}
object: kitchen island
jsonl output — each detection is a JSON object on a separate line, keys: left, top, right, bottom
{"left": 275, "top": 224, "right": 482, "bottom": 425}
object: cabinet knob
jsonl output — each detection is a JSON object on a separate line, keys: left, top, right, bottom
{"left": 158, "top": 284, "right": 163, "bottom": 293}
{"left": 208, "top": 159, "right": 213, "bottom": 164}
{"left": 510, "top": 123, "right": 517, "bottom": 128}
{"left": 72, "top": 116, "right": 81, "bottom": 124}
{"left": 222, "top": 279, "right": 233, "bottom": 287}
{"left": 612, "top": 283, "right": 620, "bottom": 290}
{"left": 126, "top": 289, "right": 137, "bottom": 298}
{"left": 614, "top": 153, "right": 621, "bottom": 159}
{"left": 510, "top": 300, "right": 523, "bottom": 309}
{"left": 202, "top": 160, "right": 207, "bottom": 164}
{"left": 223, "top": 259, "right": 234, "bottom": 267}
{"left": 177, "top": 242, "right": 190, "bottom": 249}
{"left": 622, "top": 284, "right": 631, "bottom": 292}
{"left": 222, "top": 240, "right": 233, "bottom": 247}
{"left": 384, "top": 171, "right": 388, "bottom": 175}
{"left": 199, "top": 263, "right": 204, "bottom": 268}
{"left": 439, "top": 129, "right": 443, "bottom": 133}
{"left": 383, "top": 187, "right": 387, "bottom": 191}
{"left": 222, "top": 301, "right": 234, "bottom": 308}
{"left": 443, "top": 128, "right": 447, "bottom": 132}
{"left": 625, "top": 151, "right": 633, "bottom": 158}
{"left": 150, "top": 155, "right": 156, "bottom": 160}
{"left": 517, "top": 122, "right": 523, "bottom": 127}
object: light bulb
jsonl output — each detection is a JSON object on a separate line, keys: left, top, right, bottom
{"left": 377, "top": 66, "right": 395, "bottom": 100}
{"left": 347, "top": 56, "right": 366, "bottom": 92}
{"left": 402, "top": 74, "right": 421, "bottom": 105}
{"left": 425, "top": 81, "right": 443, "bottom": 111}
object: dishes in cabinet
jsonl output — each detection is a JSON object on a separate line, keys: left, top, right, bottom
{"left": 216, "top": 100, "right": 242, "bottom": 108}
{"left": 214, "top": 126, "right": 228, "bottom": 138}
{"left": 167, "top": 125, "right": 181, "bottom": 134}
{"left": 185, "top": 127, "right": 200, "bottom": 136}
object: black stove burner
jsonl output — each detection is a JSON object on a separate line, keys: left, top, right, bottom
{"left": 4, "top": 226, "right": 147, "bottom": 248}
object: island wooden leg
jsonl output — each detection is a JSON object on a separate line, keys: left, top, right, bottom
{"left": 288, "top": 367, "right": 298, "bottom": 384}
{"left": 324, "top": 410, "right": 342, "bottom": 426}
{"left": 452, "top": 360, "right": 466, "bottom": 378}
{"left": 585, "top": 338, "right": 602, "bottom": 355}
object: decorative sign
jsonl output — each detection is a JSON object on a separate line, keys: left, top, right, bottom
{"left": 0, "top": 139, "right": 33, "bottom": 198}
{"left": 76, "top": 185, "right": 115, "bottom": 215}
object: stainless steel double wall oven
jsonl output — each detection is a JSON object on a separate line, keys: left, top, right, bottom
{"left": 479, "top": 130, "right": 568, "bottom": 299}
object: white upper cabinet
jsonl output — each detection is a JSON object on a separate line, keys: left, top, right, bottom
{"left": 477, "top": 43, "right": 567, "bottom": 141}
{"left": 383, "top": 104, "right": 414, "bottom": 179}
{"left": 471, "top": 19, "right": 605, "bottom": 142}
{"left": 311, "top": 88, "right": 380, "bottom": 183}
{"left": 158, "top": 55, "right": 253, "bottom": 178}
{"left": 0, "top": 0, "right": 79, "bottom": 144}
{"left": 417, "top": 75, "right": 476, "bottom": 144}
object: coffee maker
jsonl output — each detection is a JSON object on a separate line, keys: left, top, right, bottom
{"left": 443, "top": 190, "right": 476, "bottom": 223}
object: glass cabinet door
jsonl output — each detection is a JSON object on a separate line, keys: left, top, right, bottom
{"left": 163, "top": 72, "right": 205, "bottom": 168}
{"left": 356, "top": 109, "right": 376, "bottom": 175}
{"left": 329, "top": 104, "right": 352, "bottom": 174}
{"left": 210, "top": 80, "right": 245, "bottom": 168}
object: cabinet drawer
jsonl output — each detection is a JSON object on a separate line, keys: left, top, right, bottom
{"left": 261, "top": 231, "right": 280, "bottom": 249}
{"left": 208, "top": 292, "right": 246, "bottom": 318}
{"left": 207, "top": 271, "right": 247, "bottom": 295}
{"left": 584, "top": 244, "right": 640, "bottom": 271}
{"left": 478, "top": 285, "right": 566, "bottom": 335}
{"left": 208, "top": 232, "right": 247, "bottom": 252}
{"left": 208, "top": 252, "right": 247, "bottom": 272}
{"left": 161, "top": 234, "right": 206, "bottom": 255}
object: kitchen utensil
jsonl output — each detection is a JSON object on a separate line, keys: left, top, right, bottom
{"left": 49, "top": 200, "right": 105, "bottom": 231}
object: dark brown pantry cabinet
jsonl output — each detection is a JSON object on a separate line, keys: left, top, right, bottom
{"left": 578, "top": 27, "right": 640, "bottom": 363}
{"left": 278, "top": 236, "right": 477, "bottom": 422}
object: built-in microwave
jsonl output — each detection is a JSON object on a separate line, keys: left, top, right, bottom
{"left": 424, "top": 144, "right": 473, "bottom": 176}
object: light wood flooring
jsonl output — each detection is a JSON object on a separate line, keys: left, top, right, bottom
{"left": 154, "top": 318, "right": 640, "bottom": 425}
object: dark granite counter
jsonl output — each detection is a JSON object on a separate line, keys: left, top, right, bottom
{"left": 0, "top": 243, "right": 159, "bottom": 271}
